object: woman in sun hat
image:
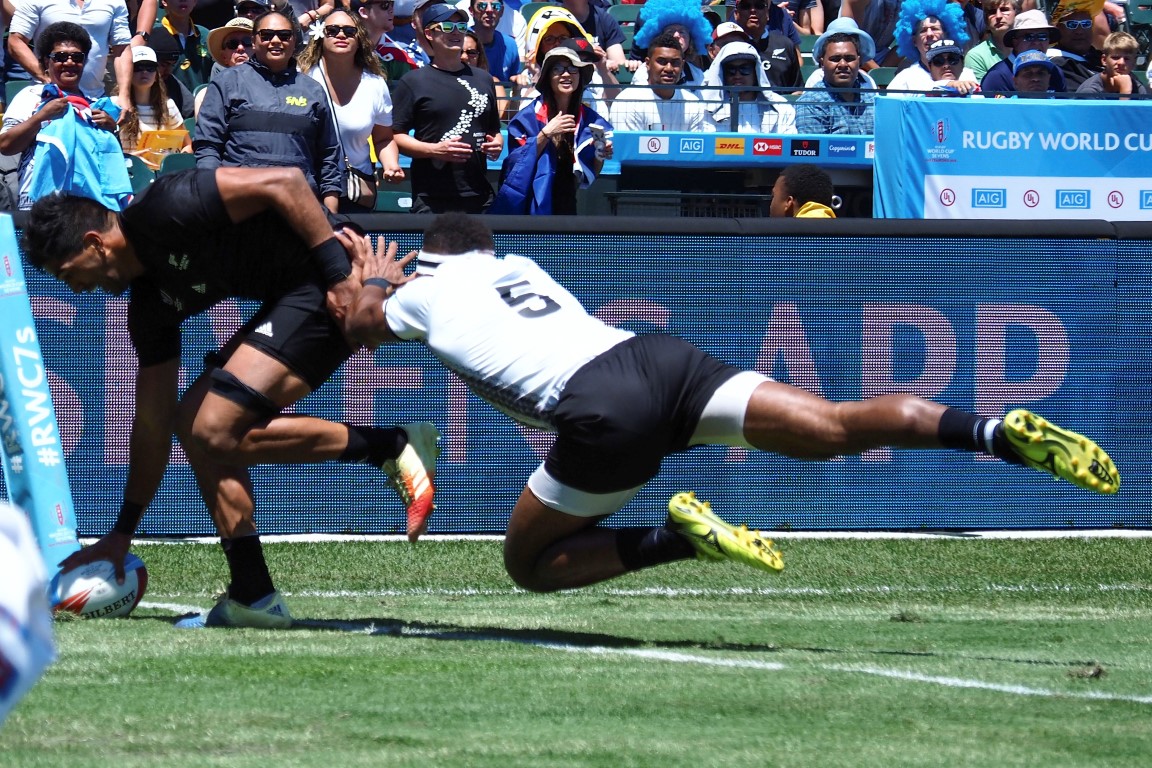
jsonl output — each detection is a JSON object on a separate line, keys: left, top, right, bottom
{"left": 492, "top": 39, "right": 613, "bottom": 215}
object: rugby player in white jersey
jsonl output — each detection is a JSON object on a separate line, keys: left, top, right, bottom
{"left": 344, "top": 214, "right": 1119, "bottom": 592}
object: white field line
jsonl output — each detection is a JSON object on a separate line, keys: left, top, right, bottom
{"left": 110, "top": 528, "right": 1152, "bottom": 545}
{"left": 136, "top": 600, "right": 1152, "bottom": 706}
{"left": 555, "top": 647, "right": 1152, "bottom": 706}
{"left": 142, "top": 582, "right": 1152, "bottom": 601}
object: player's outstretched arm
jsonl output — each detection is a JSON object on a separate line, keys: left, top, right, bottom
{"left": 59, "top": 359, "right": 180, "bottom": 579}
{"left": 345, "top": 236, "right": 417, "bottom": 349}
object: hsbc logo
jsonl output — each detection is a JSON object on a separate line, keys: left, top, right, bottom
{"left": 679, "top": 137, "right": 704, "bottom": 154}
{"left": 752, "top": 138, "right": 782, "bottom": 156}
{"left": 790, "top": 139, "right": 820, "bottom": 157}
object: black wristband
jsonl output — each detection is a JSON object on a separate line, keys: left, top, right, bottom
{"left": 112, "top": 501, "right": 145, "bottom": 536}
{"left": 363, "top": 277, "right": 391, "bottom": 290}
{"left": 312, "top": 236, "right": 351, "bottom": 285}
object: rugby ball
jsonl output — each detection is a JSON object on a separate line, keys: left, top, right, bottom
{"left": 51, "top": 554, "right": 148, "bottom": 619}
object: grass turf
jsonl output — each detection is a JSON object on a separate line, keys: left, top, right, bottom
{"left": 3, "top": 537, "right": 1151, "bottom": 767}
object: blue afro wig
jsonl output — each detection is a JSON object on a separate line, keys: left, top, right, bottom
{"left": 893, "top": 0, "right": 969, "bottom": 63}
{"left": 632, "top": 0, "right": 714, "bottom": 55}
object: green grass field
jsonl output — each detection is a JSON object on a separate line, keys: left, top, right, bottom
{"left": 4, "top": 537, "right": 1152, "bottom": 768}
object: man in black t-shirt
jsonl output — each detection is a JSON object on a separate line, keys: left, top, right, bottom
{"left": 391, "top": 3, "right": 503, "bottom": 214}
{"left": 22, "top": 167, "right": 440, "bottom": 629}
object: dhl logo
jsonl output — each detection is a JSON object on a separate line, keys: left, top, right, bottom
{"left": 714, "top": 138, "right": 745, "bottom": 155}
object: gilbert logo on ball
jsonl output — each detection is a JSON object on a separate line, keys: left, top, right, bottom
{"left": 51, "top": 554, "right": 148, "bottom": 619}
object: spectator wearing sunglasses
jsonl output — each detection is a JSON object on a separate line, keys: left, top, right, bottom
{"left": 120, "top": 46, "right": 192, "bottom": 166}
{"left": 491, "top": 39, "right": 612, "bottom": 215}
{"left": 980, "top": 10, "right": 1066, "bottom": 93}
{"left": 298, "top": 9, "right": 405, "bottom": 211}
{"left": 1047, "top": 9, "right": 1102, "bottom": 90}
{"left": 469, "top": 0, "right": 519, "bottom": 81}
{"left": 195, "top": 10, "right": 342, "bottom": 212}
{"left": 0, "top": 22, "right": 119, "bottom": 209}
{"left": 390, "top": 3, "right": 502, "bottom": 213}
{"left": 886, "top": 0, "right": 974, "bottom": 94}
{"left": 7, "top": 0, "right": 133, "bottom": 100}
{"left": 794, "top": 30, "right": 875, "bottom": 134}
{"left": 352, "top": 0, "right": 419, "bottom": 82}
{"left": 700, "top": 41, "right": 795, "bottom": 133}
{"left": 728, "top": 0, "right": 802, "bottom": 50}
{"left": 196, "top": 17, "right": 254, "bottom": 114}
{"left": 154, "top": 0, "right": 214, "bottom": 92}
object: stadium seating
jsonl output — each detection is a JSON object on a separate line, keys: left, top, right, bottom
{"left": 607, "top": 3, "right": 642, "bottom": 27}
{"left": 158, "top": 152, "right": 197, "bottom": 175}
{"left": 869, "top": 67, "right": 897, "bottom": 88}
{"left": 124, "top": 154, "right": 155, "bottom": 192}
{"left": 519, "top": 1, "right": 554, "bottom": 24}
{"left": 5, "top": 79, "right": 31, "bottom": 108}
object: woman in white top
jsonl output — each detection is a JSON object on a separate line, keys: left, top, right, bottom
{"left": 297, "top": 8, "right": 403, "bottom": 212}
{"left": 119, "top": 46, "right": 191, "bottom": 167}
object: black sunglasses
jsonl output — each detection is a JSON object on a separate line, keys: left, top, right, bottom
{"left": 324, "top": 24, "right": 358, "bottom": 38}
{"left": 256, "top": 29, "right": 295, "bottom": 42}
{"left": 49, "top": 50, "right": 87, "bottom": 64}
{"left": 133, "top": 62, "right": 158, "bottom": 72}
{"left": 224, "top": 36, "right": 253, "bottom": 50}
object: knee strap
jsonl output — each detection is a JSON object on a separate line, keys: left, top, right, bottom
{"left": 208, "top": 368, "right": 281, "bottom": 419}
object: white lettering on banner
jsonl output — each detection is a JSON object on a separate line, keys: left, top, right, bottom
{"left": 1037, "top": 132, "right": 1121, "bottom": 151}
{"left": 961, "top": 131, "right": 1152, "bottom": 153}
{"left": 962, "top": 131, "right": 1034, "bottom": 150}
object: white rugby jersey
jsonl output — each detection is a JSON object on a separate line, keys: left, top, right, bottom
{"left": 386, "top": 252, "right": 633, "bottom": 429}
{"left": 0, "top": 503, "right": 55, "bottom": 725}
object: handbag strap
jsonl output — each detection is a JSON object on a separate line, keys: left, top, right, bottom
{"left": 317, "top": 60, "right": 355, "bottom": 170}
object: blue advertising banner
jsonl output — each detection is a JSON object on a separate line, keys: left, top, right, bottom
{"left": 611, "top": 131, "right": 875, "bottom": 169}
{"left": 874, "top": 98, "right": 1152, "bottom": 219}
{"left": 1, "top": 227, "right": 1142, "bottom": 534}
{"left": 0, "top": 216, "right": 79, "bottom": 572}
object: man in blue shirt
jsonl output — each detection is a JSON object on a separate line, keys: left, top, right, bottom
{"left": 470, "top": 0, "right": 519, "bottom": 80}
{"left": 795, "top": 26, "right": 876, "bottom": 135}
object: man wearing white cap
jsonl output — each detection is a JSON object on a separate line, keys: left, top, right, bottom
{"left": 795, "top": 20, "right": 876, "bottom": 134}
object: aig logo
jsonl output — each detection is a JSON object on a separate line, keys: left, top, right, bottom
{"left": 285, "top": 96, "right": 308, "bottom": 106}
{"left": 679, "top": 137, "right": 704, "bottom": 154}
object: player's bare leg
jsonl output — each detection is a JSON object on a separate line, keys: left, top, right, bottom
{"left": 742, "top": 381, "right": 947, "bottom": 458}
{"left": 503, "top": 487, "right": 630, "bottom": 592}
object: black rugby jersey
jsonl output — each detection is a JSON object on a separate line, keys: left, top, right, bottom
{"left": 120, "top": 169, "right": 328, "bottom": 366}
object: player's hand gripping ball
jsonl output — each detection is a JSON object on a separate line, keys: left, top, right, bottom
{"left": 50, "top": 554, "right": 148, "bottom": 619}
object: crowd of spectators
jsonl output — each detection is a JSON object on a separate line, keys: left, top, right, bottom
{"left": 0, "top": 0, "right": 1144, "bottom": 213}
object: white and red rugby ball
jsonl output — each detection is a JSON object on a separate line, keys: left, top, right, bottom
{"left": 51, "top": 554, "right": 148, "bottom": 619}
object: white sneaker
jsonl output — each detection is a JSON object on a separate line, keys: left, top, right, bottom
{"left": 174, "top": 590, "right": 292, "bottom": 629}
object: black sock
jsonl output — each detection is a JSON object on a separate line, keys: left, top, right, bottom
{"left": 615, "top": 527, "right": 696, "bottom": 572}
{"left": 340, "top": 425, "right": 406, "bottom": 465}
{"left": 937, "top": 407, "right": 1002, "bottom": 456}
{"left": 222, "top": 535, "right": 275, "bottom": 606}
